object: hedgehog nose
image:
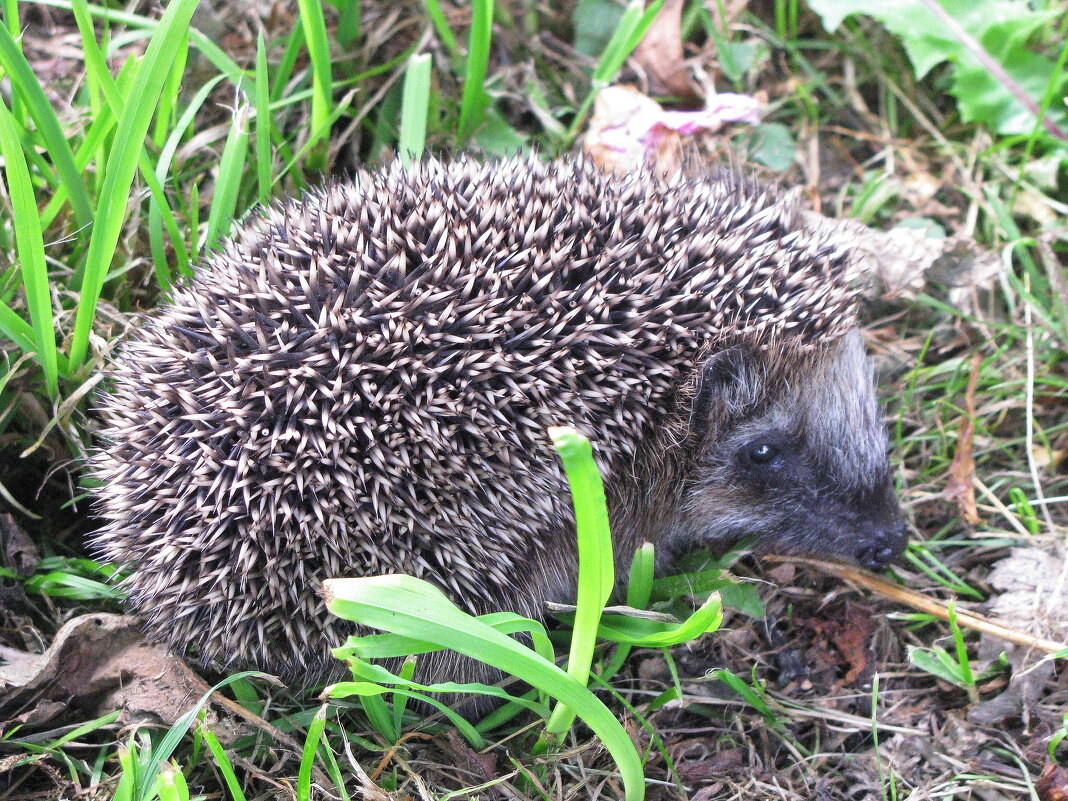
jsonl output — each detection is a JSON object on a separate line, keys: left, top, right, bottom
{"left": 854, "top": 521, "right": 909, "bottom": 571}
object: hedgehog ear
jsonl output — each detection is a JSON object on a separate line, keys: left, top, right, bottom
{"left": 687, "top": 347, "right": 760, "bottom": 439}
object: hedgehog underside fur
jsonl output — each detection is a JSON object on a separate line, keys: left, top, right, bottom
{"left": 91, "top": 157, "right": 860, "bottom": 685}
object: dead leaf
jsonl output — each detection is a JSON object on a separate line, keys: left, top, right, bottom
{"left": 901, "top": 171, "right": 941, "bottom": 207}
{"left": 583, "top": 85, "right": 761, "bottom": 174}
{"left": 1037, "top": 761, "right": 1068, "bottom": 801}
{"left": 675, "top": 745, "right": 746, "bottom": 780}
{"left": 441, "top": 729, "right": 499, "bottom": 785}
{"left": 944, "top": 354, "right": 982, "bottom": 525}
{"left": 796, "top": 601, "right": 875, "bottom": 686}
{"left": 967, "top": 547, "right": 1067, "bottom": 728}
{"left": 630, "top": 0, "right": 695, "bottom": 99}
{"left": 1031, "top": 443, "right": 1065, "bottom": 471}
{"left": 985, "top": 548, "right": 1068, "bottom": 640}
{"left": 802, "top": 213, "right": 1004, "bottom": 306}
{"left": 0, "top": 513, "right": 39, "bottom": 576}
{"left": 0, "top": 613, "right": 215, "bottom": 730}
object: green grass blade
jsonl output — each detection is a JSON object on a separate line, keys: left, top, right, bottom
{"left": 393, "top": 657, "right": 417, "bottom": 739}
{"left": 154, "top": 762, "right": 190, "bottom": 801}
{"left": 295, "top": 0, "right": 333, "bottom": 165}
{"left": 0, "top": 25, "right": 93, "bottom": 229}
{"left": 197, "top": 726, "right": 246, "bottom": 801}
{"left": 132, "top": 672, "right": 261, "bottom": 801}
{"left": 593, "top": 596, "right": 723, "bottom": 646}
{"left": 422, "top": 0, "right": 460, "bottom": 60}
{"left": 3, "top": 0, "right": 19, "bottom": 53}
{"left": 0, "top": 301, "right": 36, "bottom": 354}
{"left": 113, "top": 743, "right": 137, "bottom": 801}
{"left": 399, "top": 53, "right": 432, "bottom": 165}
{"left": 67, "top": 0, "right": 202, "bottom": 372}
{"left": 332, "top": 0, "right": 360, "bottom": 48}
{"left": 0, "top": 98, "right": 60, "bottom": 395}
{"left": 457, "top": 0, "right": 493, "bottom": 143}
{"left": 600, "top": 543, "right": 656, "bottom": 683}
{"left": 564, "top": 0, "right": 662, "bottom": 146}
{"left": 330, "top": 677, "right": 490, "bottom": 748}
{"left": 297, "top": 705, "right": 328, "bottom": 801}
{"left": 254, "top": 33, "right": 272, "bottom": 203}
{"left": 358, "top": 689, "right": 399, "bottom": 743}
{"left": 543, "top": 426, "right": 613, "bottom": 737}
{"left": 37, "top": 0, "right": 244, "bottom": 83}
{"left": 627, "top": 543, "right": 655, "bottom": 609}
{"left": 711, "top": 668, "right": 785, "bottom": 731}
{"left": 271, "top": 17, "right": 304, "bottom": 104}
{"left": 152, "top": 73, "right": 227, "bottom": 282}
{"left": 153, "top": 30, "right": 188, "bottom": 146}
{"left": 203, "top": 108, "right": 250, "bottom": 253}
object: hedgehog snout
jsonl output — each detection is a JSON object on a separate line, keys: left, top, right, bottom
{"left": 852, "top": 518, "right": 909, "bottom": 571}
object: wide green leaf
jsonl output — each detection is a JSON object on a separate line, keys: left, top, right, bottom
{"left": 324, "top": 574, "right": 647, "bottom": 801}
{"left": 808, "top": 0, "right": 1067, "bottom": 136}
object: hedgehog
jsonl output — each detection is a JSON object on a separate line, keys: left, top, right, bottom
{"left": 90, "top": 156, "right": 908, "bottom": 691}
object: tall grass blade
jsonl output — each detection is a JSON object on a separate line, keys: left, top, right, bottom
{"left": 543, "top": 426, "right": 612, "bottom": 737}
{"left": 0, "top": 99, "right": 60, "bottom": 395}
{"left": 271, "top": 17, "right": 304, "bottom": 104}
{"left": 254, "top": 33, "right": 273, "bottom": 203}
{"left": 0, "top": 24, "right": 93, "bottom": 229}
{"left": 457, "top": 0, "right": 493, "bottom": 143}
{"left": 0, "top": 302, "right": 36, "bottom": 355}
{"left": 154, "top": 763, "right": 190, "bottom": 801}
{"left": 295, "top": 0, "right": 332, "bottom": 166}
{"left": 68, "top": 0, "right": 202, "bottom": 372}
{"left": 422, "top": 0, "right": 460, "bottom": 60}
{"left": 326, "top": 575, "right": 647, "bottom": 801}
{"left": 297, "top": 705, "right": 328, "bottom": 801}
{"left": 203, "top": 108, "right": 250, "bottom": 253}
{"left": 564, "top": 0, "right": 662, "bottom": 145}
{"left": 399, "top": 53, "right": 433, "bottom": 165}
{"left": 153, "top": 30, "right": 188, "bottom": 146}
{"left": 332, "top": 0, "right": 360, "bottom": 48}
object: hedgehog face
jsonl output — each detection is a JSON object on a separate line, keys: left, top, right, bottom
{"left": 680, "top": 332, "right": 908, "bottom": 570}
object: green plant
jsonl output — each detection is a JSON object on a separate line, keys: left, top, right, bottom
{"left": 907, "top": 602, "right": 1008, "bottom": 703}
{"left": 1049, "top": 713, "right": 1068, "bottom": 760}
{"left": 808, "top": 0, "right": 1068, "bottom": 143}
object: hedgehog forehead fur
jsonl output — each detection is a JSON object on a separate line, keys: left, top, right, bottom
{"left": 91, "top": 156, "right": 871, "bottom": 683}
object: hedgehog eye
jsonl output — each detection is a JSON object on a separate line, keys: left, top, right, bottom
{"left": 747, "top": 443, "right": 779, "bottom": 465}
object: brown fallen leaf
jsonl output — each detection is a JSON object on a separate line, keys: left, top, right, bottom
{"left": 802, "top": 212, "right": 1004, "bottom": 307}
{"left": 675, "top": 745, "right": 746, "bottom": 781}
{"left": 0, "top": 512, "right": 39, "bottom": 576}
{"left": 1037, "top": 761, "right": 1068, "bottom": 801}
{"left": 969, "top": 548, "right": 1065, "bottom": 727}
{"left": 800, "top": 601, "right": 875, "bottom": 686}
{"left": 944, "top": 354, "right": 982, "bottom": 525}
{"left": 0, "top": 613, "right": 331, "bottom": 784}
{"left": 985, "top": 547, "right": 1068, "bottom": 642}
{"left": 0, "top": 614, "right": 213, "bottom": 730}
{"left": 441, "top": 728, "right": 499, "bottom": 785}
{"left": 630, "top": 0, "right": 695, "bottom": 99}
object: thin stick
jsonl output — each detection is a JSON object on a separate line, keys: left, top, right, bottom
{"left": 766, "top": 555, "right": 1068, "bottom": 655}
